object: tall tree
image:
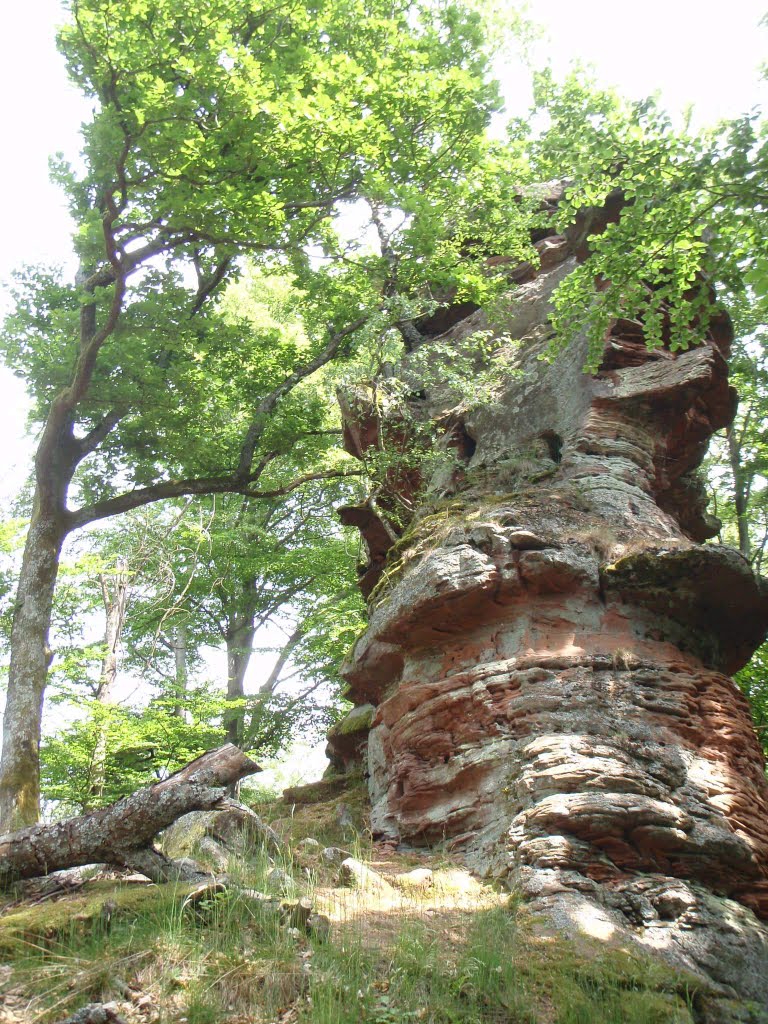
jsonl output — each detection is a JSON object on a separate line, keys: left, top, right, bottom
{"left": 702, "top": 297, "right": 768, "bottom": 758}
{"left": 706, "top": 309, "right": 768, "bottom": 569}
{"left": 0, "top": 0, "right": 501, "bottom": 826}
{"left": 115, "top": 488, "right": 363, "bottom": 747}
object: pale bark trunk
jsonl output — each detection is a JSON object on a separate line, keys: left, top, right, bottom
{"left": 0, "top": 511, "right": 66, "bottom": 829}
{"left": 0, "top": 206, "right": 362, "bottom": 830}
{"left": 172, "top": 623, "right": 189, "bottom": 720}
{"left": 727, "top": 424, "right": 752, "bottom": 560}
{"left": 0, "top": 262, "right": 119, "bottom": 830}
{"left": 225, "top": 613, "right": 257, "bottom": 747}
{"left": 242, "top": 625, "right": 304, "bottom": 749}
{"left": 88, "top": 560, "right": 130, "bottom": 805}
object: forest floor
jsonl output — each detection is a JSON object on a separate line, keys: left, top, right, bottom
{"left": 0, "top": 777, "right": 709, "bottom": 1024}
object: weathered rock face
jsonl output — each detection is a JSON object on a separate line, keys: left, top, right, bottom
{"left": 325, "top": 704, "right": 375, "bottom": 775}
{"left": 336, "top": 220, "right": 768, "bottom": 1005}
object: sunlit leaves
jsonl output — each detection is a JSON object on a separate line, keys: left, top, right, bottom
{"left": 529, "top": 70, "right": 768, "bottom": 368}
{"left": 59, "top": 0, "right": 499, "bottom": 260}
{"left": 2, "top": 0, "right": 509, "bottom": 520}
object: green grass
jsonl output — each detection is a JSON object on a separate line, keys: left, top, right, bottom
{"left": 299, "top": 905, "right": 699, "bottom": 1024}
{"left": 0, "top": 841, "right": 305, "bottom": 1023}
{"left": 0, "top": 820, "right": 741, "bottom": 1024}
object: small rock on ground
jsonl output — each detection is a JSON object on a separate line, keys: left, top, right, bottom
{"left": 338, "top": 857, "right": 396, "bottom": 894}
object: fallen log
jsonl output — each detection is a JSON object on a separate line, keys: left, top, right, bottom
{"left": 0, "top": 744, "right": 260, "bottom": 887}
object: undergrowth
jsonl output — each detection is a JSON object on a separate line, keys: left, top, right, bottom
{"left": 300, "top": 905, "right": 697, "bottom": 1024}
{"left": 0, "top": 793, "right": 706, "bottom": 1024}
{"left": 3, "top": 871, "right": 301, "bottom": 1022}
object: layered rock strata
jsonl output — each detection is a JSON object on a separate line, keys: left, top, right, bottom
{"left": 334, "top": 224, "right": 768, "bottom": 1006}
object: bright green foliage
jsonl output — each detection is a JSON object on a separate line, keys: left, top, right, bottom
{"left": 2, "top": 0, "right": 504, "bottom": 517}
{"left": 37, "top": 484, "right": 365, "bottom": 808}
{"left": 40, "top": 681, "right": 333, "bottom": 811}
{"left": 22, "top": 264, "right": 368, "bottom": 810}
{"left": 736, "top": 642, "right": 768, "bottom": 762}
{"left": 60, "top": 0, "right": 498, "bottom": 251}
{"left": 0, "top": 526, "right": 121, "bottom": 695}
{"left": 112, "top": 488, "right": 365, "bottom": 718}
{"left": 0, "top": 0, "right": 514, "bottom": 827}
{"left": 529, "top": 71, "right": 768, "bottom": 368}
{"left": 40, "top": 687, "right": 226, "bottom": 812}
{"left": 705, "top": 303, "right": 768, "bottom": 761}
{"left": 286, "top": 585, "right": 366, "bottom": 701}
{"left": 0, "top": 519, "right": 27, "bottom": 647}
{"left": 707, "top": 311, "right": 768, "bottom": 568}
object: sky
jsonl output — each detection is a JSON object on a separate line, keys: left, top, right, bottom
{"left": 1, "top": 0, "right": 766, "bottom": 497}
{"left": 0, "top": 0, "right": 766, "bottom": 778}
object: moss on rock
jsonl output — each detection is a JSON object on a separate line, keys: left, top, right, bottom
{"left": 0, "top": 880, "right": 190, "bottom": 956}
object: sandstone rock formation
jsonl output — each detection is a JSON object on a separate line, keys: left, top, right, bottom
{"left": 333, "top": 206, "right": 768, "bottom": 1009}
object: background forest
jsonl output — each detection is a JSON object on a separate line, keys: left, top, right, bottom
{"left": 0, "top": 0, "right": 767, "bottom": 823}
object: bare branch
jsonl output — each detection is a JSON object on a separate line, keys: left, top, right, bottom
{"left": 258, "top": 625, "right": 305, "bottom": 696}
{"left": 64, "top": 468, "right": 362, "bottom": 532}
{"left": 73, "top": 407, "right": 126, "bottom": 461}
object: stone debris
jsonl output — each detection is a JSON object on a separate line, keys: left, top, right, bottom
{"left": 267, "top": 867, "right": 294, "bottom": 893}
{"left": 338, "top": 857, "right": 396, "bottom": 895}
{"left": 335, "top": 803, "right": 356, "bottom": 830}
{"left": 163, "top": 802, "right": 283, "bottom": 861}
{"left": 307, "top": 912, "right": 331, "bottom": 941}
{"left": 53, "top": 1004, "right": 128, "bottom": 1024}
{"left": 389, "top": 868, "right": 434, "bottom": 891}
{"left": 321, "top": 846, "right": 352, "bottom": 865}
{"left": 296, "top": 837, "right": 321, "bottom": 850}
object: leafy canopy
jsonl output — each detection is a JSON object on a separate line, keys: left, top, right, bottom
{"left": 2, "top": 0, "right": 504, "bottom": 527}
{"left": 529, "top": 70, "right": 768, "bottom": 368}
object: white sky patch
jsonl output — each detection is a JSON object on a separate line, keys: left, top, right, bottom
{"left": 506, "top": 0, "right": 768, "bottom": 128}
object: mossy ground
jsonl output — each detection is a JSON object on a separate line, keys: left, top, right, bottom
{"left": 0, "top": 781, "right": 749, "bottom": 1024}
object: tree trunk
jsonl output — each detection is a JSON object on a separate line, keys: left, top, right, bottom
{"left": 225, "top": 615, "right": 257, "bottom": 746}
{"left": 0, "top": 268, "right": 117, "bottom": 830}
{"left": 172, "top": 622, "right": 189, "bottom": 720}
{"left": 0, "top": 511, "right": 66, "bottom": 829}
{"left": 89, "top": 559, "right": 130, "bottom": 805}
{"left": 336, "top": 226, "right": 768, "bottom": 1005}
{"left": 243, "top": 625, "right": 304, "bottom": 748}
{"left": 727, "top": 423, "right": 752, "bottom": 559}
{"left": 0, "top": 744, "right": 260, "bottom": 886}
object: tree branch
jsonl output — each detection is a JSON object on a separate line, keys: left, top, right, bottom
{"left": 73, "top": 407, "right": 126, "bottom": 461}
{"left": 64, "top": 468, "right": 362, "bottom": 532}
{"left": 0, "top": 744, "right": 260, "bottom": 886}
{"left": 258, "top": 624, "right": 304, "bottom": 696}
{"left": 190, "top": 254, "right": 234, "bottom": 315}
{"left": 235, "top": 316, "right": 369, "bottom": 479}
